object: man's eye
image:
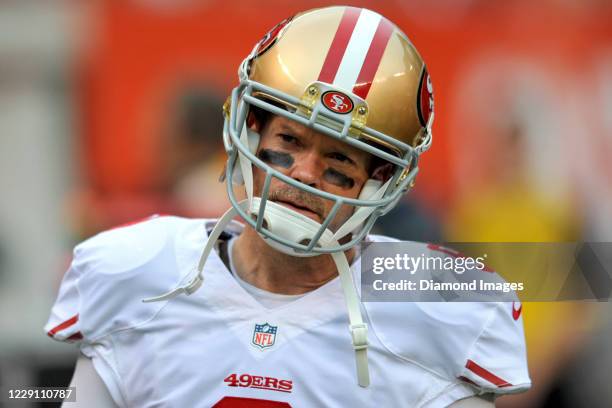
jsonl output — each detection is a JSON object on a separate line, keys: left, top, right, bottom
{"left": 280, "top": 134, "right": 298, "bottom": 144}
{"left": 329, "top": 152, "right": 353, "bottom": 163}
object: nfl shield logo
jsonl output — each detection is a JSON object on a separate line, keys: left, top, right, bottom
{"left": 252, "top": 323, "right": 278, "bottom": 349}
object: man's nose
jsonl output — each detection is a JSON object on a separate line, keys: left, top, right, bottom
{"left": 288, "top": 151, "right": 324, "bottom": 188}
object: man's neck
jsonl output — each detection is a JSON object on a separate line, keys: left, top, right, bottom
{"left": 231, "top": 226, "right": 355, "bottom": 295}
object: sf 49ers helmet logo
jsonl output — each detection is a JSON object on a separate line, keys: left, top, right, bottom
{"left": 322, "top": 91, "right": 354, "bottom": 114}
{"left": 417, "top": 68, "right": 434, "bottom": 127}
{"left": 254, "top": 17, "right": 293, "bottom": 57}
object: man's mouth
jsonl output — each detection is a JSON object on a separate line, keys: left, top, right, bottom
{"left": 273, "top": 200, "right": 322, "bottom": 223}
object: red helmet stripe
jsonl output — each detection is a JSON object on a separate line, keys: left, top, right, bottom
{"left": 352, "top": 18, "right": 394, "bottom": 99}
{"left": 318, "top": 7, "right": 361, "bottom": 84}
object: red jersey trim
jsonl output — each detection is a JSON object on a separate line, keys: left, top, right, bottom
{"left": 465, "top": 359, "right": 512, "bottom": 388}
{"left": 213, "top": 396, "right": 291, "bottom": 407}
{"left": 66, "top": 332, "right": 83, "bottom": 342}
{"left": 47, "top": 314, "right": 79, "bottom": 337}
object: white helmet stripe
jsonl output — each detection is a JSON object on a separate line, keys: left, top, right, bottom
{"left": 332, "top": 9, "right": 382, "bottom": 92}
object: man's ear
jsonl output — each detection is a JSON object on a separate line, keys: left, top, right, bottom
{"left": 371, "top": 163, "right": 394, "bottom": 182}
{"left": 246, "top": 110, "right": 260, "bottom": 131}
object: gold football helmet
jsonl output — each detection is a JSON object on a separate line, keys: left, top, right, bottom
{"left": 222, "top": 5, "right": 434, "bottom": 255}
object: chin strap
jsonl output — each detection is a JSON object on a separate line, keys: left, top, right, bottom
{"left": 237, "top": 125, "right": 259, "bottom": 207}
{"left": 331, "top": 249, "right": 370, "bottom": 387}
{"left": 142, "top": 202, "right": 247, "bottom": 303}
{"left": 332, "top": 178, "right": 391, "bottom": 241}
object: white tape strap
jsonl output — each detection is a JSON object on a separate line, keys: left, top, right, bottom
{"left": 238, "top": 125, "right": 254, "bottom": 204}
{"left": 332, "top": 178, "right": 391, "bottom": 240}
{"left": 142, "top": 202, "right": 248, "bottom": 303}
{"left": 331, "top": 250, "right": 370, "bottom": 387}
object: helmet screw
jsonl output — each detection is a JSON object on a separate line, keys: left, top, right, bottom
{"left": 308, "top": 86, "right": 317, "bottom": 96}
{"left": 358, "top": 106, "right": 367, "bottom": 115}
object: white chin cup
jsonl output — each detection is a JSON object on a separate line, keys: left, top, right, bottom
{"left": 250, "top": 197, "right": 335, "bottom": 257}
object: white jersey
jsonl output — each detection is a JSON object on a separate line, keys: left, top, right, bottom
{"left": 45, "top": 216, "right": 531, "bottom": 407}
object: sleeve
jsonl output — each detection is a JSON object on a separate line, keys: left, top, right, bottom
{"left": 458, "top": 301, "right": 532, "bottom": 394}
{"left": 44, "top": 215, "right": 188, "bottom": 344}
{"left": 44, "top": 216, "right": 203, "bottom": 408}
{"left": 45, "top": 252, "right": 83, "bottom": 342}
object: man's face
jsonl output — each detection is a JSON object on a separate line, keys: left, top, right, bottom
{"left": 250, "top": 113, "right": 372, "bottom": 232}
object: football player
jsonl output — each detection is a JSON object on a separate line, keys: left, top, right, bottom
{"left": 46, "top": 6, "right": 530, "bottom": 407}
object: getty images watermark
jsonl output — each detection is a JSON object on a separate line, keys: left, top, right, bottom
{"left": 361, "top": 242, "right": 612, "bottom": 302}
{"left": 370, "top": 251, "right": 523, "bottom": 294}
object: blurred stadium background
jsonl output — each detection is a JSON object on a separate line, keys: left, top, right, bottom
{"left": 0, "top": 0, "right": 611, "bottom": 406}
